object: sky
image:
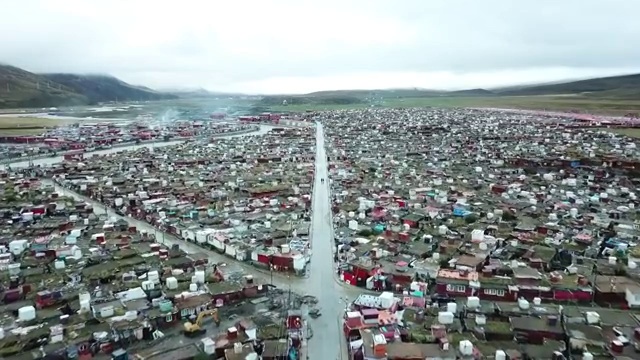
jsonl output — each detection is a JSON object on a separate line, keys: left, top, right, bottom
{"left": 1, "top": 0, "right": 640, "bottom": 94}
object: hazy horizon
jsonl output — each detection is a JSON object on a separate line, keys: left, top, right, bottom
{"left": 2, "top": 0, "right": 639, "bottom": 94}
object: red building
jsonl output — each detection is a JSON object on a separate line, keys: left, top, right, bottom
{"left": 69, "top": 143, "right": 86, "bottom": 150}
{"left": 63, "top": 150, "right": 84, "bottom": 161}
{"left": 435, "top": 268, "right": 593, "bottom": 303}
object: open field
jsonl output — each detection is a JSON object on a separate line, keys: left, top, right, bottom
{"left": 266, "top": 96, "right": 640, "bottom": 116}
{"left": 0, "top": 128, "right": 53, "bottom": 136}
{"left": 0, "top": 116, "right": 80, "bottom": 127}
{"left": 596, "top": 127, "right": 640, "bottom": 138}
{"left": 0, "top": 116, "right": 81, "bottom": 136}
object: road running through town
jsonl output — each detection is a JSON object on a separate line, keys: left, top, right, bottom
{"left": 305, "top": 122, "right": 351, "bottom": 360}
{"left": 18, "top": 122, "right": 356, "bottom": 359}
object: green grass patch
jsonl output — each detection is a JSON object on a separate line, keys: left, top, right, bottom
{"left": 0, "top": 128, "right": 49, "bottom": 136}
{"left": 0, "top": 116, "right": 81, "bottom": 136}
{"left": 596, "top": 127, "right": 640, "bottom": 138}
{"left": 0, "top": 116, "right": 79, "bottom": 128}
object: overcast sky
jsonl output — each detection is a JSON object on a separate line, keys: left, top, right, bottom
{"left": 2, "top": 0, "right": 639, "bottom": 94}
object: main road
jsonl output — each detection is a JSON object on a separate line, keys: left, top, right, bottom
{"left": 17, "top": 121, "right": 355, "bottom": 359}
{"left": 305, "top": 122, "right": 351, "bottom": 359}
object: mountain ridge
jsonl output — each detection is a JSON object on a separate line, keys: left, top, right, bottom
{"left": 268, "top": 73, "right": 640, "bottom": 105}
{"left": 295, "top": 73, "right": 640, "bottom": 98}
{"left": 2, "top": 62, "right": 639, "bottom": 109}
{"left": 0, "top": 64, "right": 177, "bottom": 108}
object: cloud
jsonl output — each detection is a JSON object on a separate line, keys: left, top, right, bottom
{"left": 1, "top": 0, "right": 639, "bottom": 93}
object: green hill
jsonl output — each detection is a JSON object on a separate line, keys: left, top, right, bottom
{"left": 448, "top": 88, "right": 495, "bottom": 96}
{"left": 0, "top": 64, "right": 177, "bottom": 109}
{"left": 0, "top": 65, "right": 87, "bottom": 108}
{"left": 498, "top": 73, "right": 640, "bottom": 99}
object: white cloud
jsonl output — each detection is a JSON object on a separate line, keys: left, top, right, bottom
{"left": 1, "top": 0, "right": 639, "bottom": 93}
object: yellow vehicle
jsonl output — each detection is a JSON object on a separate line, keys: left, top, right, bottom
{"left": 183, "top": 309, "right": 221, "bottom": 337}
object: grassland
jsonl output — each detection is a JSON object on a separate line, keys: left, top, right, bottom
{"left": 596, "top": 127, "right": 640, "bottom": 138}
{"left": 0, "top": 116, "right": 79, "bottom": 136}
{"left": 266, "top": 95, "right": 640, "bottom": 116}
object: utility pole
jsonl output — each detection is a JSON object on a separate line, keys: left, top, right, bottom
{"left": 27, "top": 138, "right": 34, "bottom": 168}
{"left": 269, "top": 257, "right": 274, "bottom": 285}
{"left": 287, "top": 275, "right": 292, "bottom": 306}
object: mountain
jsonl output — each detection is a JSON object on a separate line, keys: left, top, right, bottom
{"left": 0, "top": 64, "right": 87, "bottom": 108}
{"left": 497, "top": 73, "right": 640, "bottom": 98}
{"left": 43, "top": 73, "right": 176, "bottom": 104}
{"left": 0, "top": 64, "right": 176, "bottom": 108}
{"left": 167, "top": 88, "right": 248, "bottom": 98}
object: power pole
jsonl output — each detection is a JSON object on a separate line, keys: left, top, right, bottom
{"left": 27, "top": 138, "right": 34, "bottom": 168}
{"left": 269, "top": 257, "right": 274, "bottom": 285}
{"left": 287, "top": 275, "right": 292, "bottom": 305}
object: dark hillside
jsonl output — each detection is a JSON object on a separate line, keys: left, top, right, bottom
{"left": 0, "top": 65, "right": 86, "bottom": 108}
{"left": 0, "top": 64, "right": 177, "bottom": 108}
{"left": 44, "top": 73, "right": 177, "bottom": 103}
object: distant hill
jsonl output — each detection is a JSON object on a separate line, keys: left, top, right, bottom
{"left": 498, "top": 73, "right": 640, "bottom": 99}
{"left": 168, "top": 88, "right": 217, "bottom": 98}
{"left": 448, "top": 88, "right": 495, "bottom": 96}
{"left": 258, "top": 94, "right": 365, "bottom": 107}
{"left": 0, "top": 64, "right": 176, "bottom": 108}
{"left": 260, "top": 87, "right": 499, "bottom": 108}
{"left": 304, "top": 88, "right": 501, "bottom": 98}
{"left": 303, "top": 74, "right": 640, "bottom": 100}
{"left": 168, "top": 88, "right": 248, "bottom": 98}
{"left": 305, "top": 88, "right": 445, "bottom": 98}
{"left": 262, "top": 73, "right": 640, "bottom": 108}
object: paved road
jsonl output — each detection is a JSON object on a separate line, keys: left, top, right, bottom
{"left": 306, "top": 122, "right": 350, "bottom": 360}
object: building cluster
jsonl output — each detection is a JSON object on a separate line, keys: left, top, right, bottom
{"left": 0, "top": 120, "right": 258, "bottom": 162}
{"left": 319, "top": 108, "right": 640, "bottom": 359}
{"left": 48, "top": 127, "right": 316, "bottom": 276}
{"left": 343, "top": 290, "right": 640, "bottom": 360}
{"left": 0, "top": 170, "right": 311, "bottom": 360}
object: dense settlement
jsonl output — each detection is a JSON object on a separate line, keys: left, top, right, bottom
{"left": 0, "top": 108, "right": 639, "bottom": 360}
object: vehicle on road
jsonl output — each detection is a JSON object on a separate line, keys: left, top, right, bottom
{"left": 183, "top": 308, "right": 220, "bottom": 337}
{"left": 309, "top": 308, "right": 321, "bottom": 318}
